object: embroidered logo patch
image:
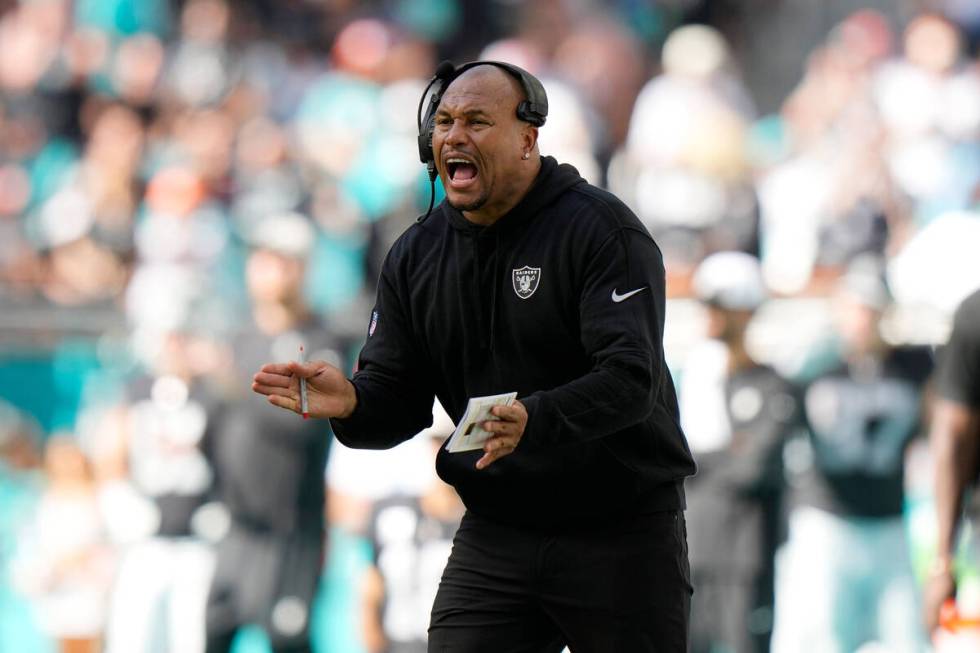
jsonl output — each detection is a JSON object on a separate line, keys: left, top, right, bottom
{"left": 368, "top": 310, "right": 379, "bottom": 337}
{"left": 512, "top": 266, "right": 541, "bottom": 299}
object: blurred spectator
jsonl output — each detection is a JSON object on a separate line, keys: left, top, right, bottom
{"left": 202, "top": 212, "right": 343, "bottom": 653}
{"left": 681, "top": 252, "right": 799, "bottom": 653}
{"left": 163, "top": 0, "right": 234, "bottom": 109}
{"left": 872, "top": 12, "right": 980, "bottom": 226}
{"left": 125, "top": 159, "right": 236, "bottom": 350}
{"left": 551, "top": 12, "right": 647, "bottom": 160}
{"left": 772, "top": 256, "right": 932, "bottom": 652}
{"left": 359, "top": 401, "right": 462, "bottom": 653}
{"left": 34, "top": 202, "right": 130, "bottom": 309}
{"left": 0, "top": 401, "right": 50, "bottom": 652}
{"left": 758, "top": 10, "right": 899, "bottom": 296}
{"left": 613, "top": 24, "right": 759, "bottom": 286}
{"left": 12, "top": 436, "right": 114, "bottom": 653}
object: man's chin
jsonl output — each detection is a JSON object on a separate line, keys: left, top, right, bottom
{"left": 446, "top": 191, "right": 488, "bottom": 213}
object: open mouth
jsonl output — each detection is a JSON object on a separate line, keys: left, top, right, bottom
{"left": 446, "top": 157, "right": 478, "bottom": 189}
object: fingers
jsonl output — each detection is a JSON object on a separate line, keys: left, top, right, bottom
{"left": 490, "top": 402, "right": 527, "bottom": 422}
{"left": 268, "top": 394, "right": 299, "bottom": 414}
{"left": 480, "top": 418, "right": 520, "bottom": 439}
{"left": 287, "top": 359, "right": 323, "bottom": 378}
{"left": 256, "top": 360, "right": 325, "bottom": 380}
{"left": 476, "top": 435, "right": 518, "bottom": 470}
{"left": 253, "top": 359, "right": 329, "bottom": 394}
{"left": 482, "top": 401, "right": 527, "bottom": 437}
{"left": 259, "top": 362, "right": 293, "bottom": 376}
{"left": 482, "top": 401, "right": 526, "bottom": 434}
{"left": 253, "top": 371, "right": 293, "bottom": 389}
{"left": 252, "top": 382, "right": 294, "bottom": 398}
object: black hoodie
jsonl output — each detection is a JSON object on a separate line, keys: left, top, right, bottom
{"left": 331, "top": 156, "right": 695, "bottom": 531}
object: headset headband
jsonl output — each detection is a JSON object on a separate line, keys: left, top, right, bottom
{"left": 450, "top": 61, "right": 548, "bottom": 127}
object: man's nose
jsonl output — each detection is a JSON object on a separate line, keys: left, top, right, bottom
{"left": 445, "top": 119, "right": 467, "bottom": 145}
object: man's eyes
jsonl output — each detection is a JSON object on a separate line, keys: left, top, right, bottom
{"left": 434, "top": 117, "right": 489, "bottom": 127}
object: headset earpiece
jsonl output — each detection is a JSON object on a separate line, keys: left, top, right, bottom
{"left": 453, "top": 60, "right": 548, "bottom": 128}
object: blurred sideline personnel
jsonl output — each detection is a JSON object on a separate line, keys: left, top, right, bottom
{"left": 681, "top": 252, "right": 798, "bottom": 653}
{"left": 772, "top": 257, "right": 932, "bottom": 653}
{"left": 103, "top": 321, "right": 217, "bottom": 653}
{"left": 253, "top": 62, "right": 696, "bottom": 651}
{"left": 204, "top": 214, "right": 345, "bottom": 653}
{"left": 360, "top": 401, "right": 464, "bottom": 653}
{"left": 923, "top": 288, "right": 980, "bottom": 634}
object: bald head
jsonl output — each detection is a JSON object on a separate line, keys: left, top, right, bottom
{"left": 447, "top": 65, "right": 527, "bottom": 116}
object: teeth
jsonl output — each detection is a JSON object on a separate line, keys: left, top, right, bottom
{"left": 447, "top": 158, "right": 472, "bottom": 164}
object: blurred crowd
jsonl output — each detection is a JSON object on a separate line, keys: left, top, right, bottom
{"left": 1, "top": 0, "right": 980, "bottom": 651}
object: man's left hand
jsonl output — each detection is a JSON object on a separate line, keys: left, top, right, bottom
{"left": 476, "top": 401, "right": 527, "bottom": 470}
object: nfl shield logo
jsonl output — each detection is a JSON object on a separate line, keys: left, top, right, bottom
{"left": 512, "top": 266, "right": 541, "bottom": 299}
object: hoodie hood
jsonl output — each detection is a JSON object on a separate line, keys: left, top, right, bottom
{"left": 442, "top": 156, "right": 586, "bottom": 233}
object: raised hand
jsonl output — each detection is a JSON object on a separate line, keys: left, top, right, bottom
{"left": 252, "top": 360, "right": 357, "bottom": 419}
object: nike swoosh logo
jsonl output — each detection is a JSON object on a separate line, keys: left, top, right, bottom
{"left": 611, "top": 287, "right": 648, "bottom": 303}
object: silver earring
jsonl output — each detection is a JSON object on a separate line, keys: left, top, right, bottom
{"left": 522, "top": 152, "right": 530, "bottom": 160}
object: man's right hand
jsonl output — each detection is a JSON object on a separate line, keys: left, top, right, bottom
{"left": 252, "top": 360, "right": 357, "bottom": 419}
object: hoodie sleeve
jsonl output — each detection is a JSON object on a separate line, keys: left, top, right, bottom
{"left": 520, "top": 220, "right": 670, "bottom": 447}
{"left": 330, "top": 253, "right": 435, "bottom": 449}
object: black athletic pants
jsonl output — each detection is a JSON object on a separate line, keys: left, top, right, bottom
{"left": 205, "top": 525, "right": 322, "bottom": 653}
{"left": 428, "top": 509, "right": 692, "bottom": 652}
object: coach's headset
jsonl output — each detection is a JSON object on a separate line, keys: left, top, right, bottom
{"left": 416, "top": 60, "right": 548, "bottom": 205}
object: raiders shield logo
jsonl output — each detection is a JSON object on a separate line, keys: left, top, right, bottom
{"left": 512, "top": 266, "right": 541, "bottom": 299}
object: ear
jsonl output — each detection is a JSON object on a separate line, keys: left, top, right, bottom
{"left": 521, "top": 125, "right": 539, "bottom": 153}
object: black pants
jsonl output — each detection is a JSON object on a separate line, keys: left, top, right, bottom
{"left": 428, "top": 510, "right": 692, "bottom": 652}
{"left": 689, "top": 570, "right": 774, "bottom": 653}
{"left": 205, "top": 525, "right": 323, "bottom": 653}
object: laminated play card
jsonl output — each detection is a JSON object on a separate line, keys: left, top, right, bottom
{"left": 444, "top": 392, "right": 518, "bottom": 453}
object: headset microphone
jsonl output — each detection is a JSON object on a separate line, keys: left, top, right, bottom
{"left": 417, "top": 61, "right": 456, "bottom": 182}
{"left": 416, "top": 60, "right": 455, "bottom": 222}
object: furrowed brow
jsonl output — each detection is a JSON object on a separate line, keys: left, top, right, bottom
{"left": 435, "top": 106, "right": 493, "bottom": 120}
